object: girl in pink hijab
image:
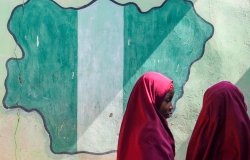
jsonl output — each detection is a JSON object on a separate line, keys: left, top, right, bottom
{"left": 117, "top": 72, "right": 175, "bottom": 160}
{"left": 186, "top": 81, "right": 250, "bottom": 160}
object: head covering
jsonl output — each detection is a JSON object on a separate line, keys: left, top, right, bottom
{"left": 117, "top": 72, "right": 175, "bottom": 160}
{"left": 186, "top": 81, "right": 250, "bottom": 160}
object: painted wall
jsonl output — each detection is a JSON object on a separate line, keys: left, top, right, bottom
{"left": 0, "top": 0, "right": 249, "bottom": 159}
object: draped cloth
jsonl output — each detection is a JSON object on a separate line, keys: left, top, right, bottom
{"left": 186, "top": 81, "right": 250, "bottom": 160}
{"left": 117, "top": 72, "right": 175, "bottom": 160}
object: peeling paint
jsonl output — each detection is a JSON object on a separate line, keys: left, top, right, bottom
{"left": 36, "top": 35, "right": 39, "bottom": 47}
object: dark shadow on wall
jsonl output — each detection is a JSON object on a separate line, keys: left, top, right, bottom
{"left": 236, "top": 68, "right": 250, "bottom": 115}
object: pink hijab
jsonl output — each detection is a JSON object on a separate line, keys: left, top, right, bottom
{"left": 117, "top": 72, "right": 175, "bottom": 160}
{"left": 186, "top": 81, "right": 250, "bottom": 160}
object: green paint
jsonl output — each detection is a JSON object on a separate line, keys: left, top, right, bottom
{"left": 123, "top": 0, "right": 213, "bottom": 108}
{"left": 5, "top": 0, "right": 77, "bottom": 153}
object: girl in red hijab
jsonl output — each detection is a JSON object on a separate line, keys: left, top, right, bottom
{"left": 186, "top": 81, "right": 250, "bottom": 160}
{"left": 117, "top": 72, "right": 175, "bottom": 160}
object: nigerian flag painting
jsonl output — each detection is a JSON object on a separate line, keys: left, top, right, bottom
{"left": 4, "top": 0, "right": 213, "bottom": 154}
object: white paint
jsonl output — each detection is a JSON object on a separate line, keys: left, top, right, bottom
{"left": 36, "top": 35, "right": 39, "bottom": 47}
{"left": 127, "top": 39, "right": 131, "bottom": 46}
{"left": 77, "top": 0, "right": 124, "bottom": 152}
{"left": 176, "top": 64, "right": 180, "bottom": 73}
{"left": 77, "top": 91, "right": 123, "bottom": 152}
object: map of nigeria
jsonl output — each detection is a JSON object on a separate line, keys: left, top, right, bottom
{"left": 4, "top": 0, "right": 213, "bottom": 154}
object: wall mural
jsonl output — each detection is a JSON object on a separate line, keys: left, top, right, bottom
{"left": 1, "top": 0, "right": 250, "bottom": 159}
{"left": 4, "top": 0, "right": 212, "bottom": 154}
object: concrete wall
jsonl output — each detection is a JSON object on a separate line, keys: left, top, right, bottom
{"left": 0, "top": 0, "right": 249, "bottom": 159}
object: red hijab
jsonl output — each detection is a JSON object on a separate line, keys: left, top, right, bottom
{"left": 117, "top": 72, "right": 175, "bottom": 160}
{"left": 186, "top": 81, "right": 250, "bottom": 160}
